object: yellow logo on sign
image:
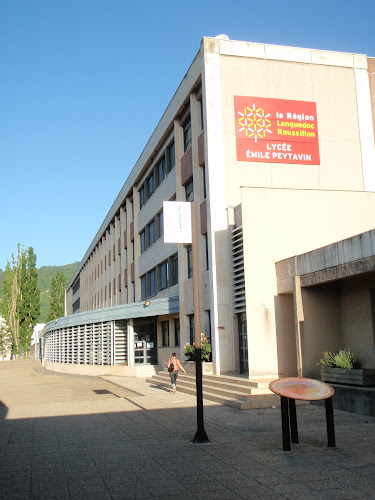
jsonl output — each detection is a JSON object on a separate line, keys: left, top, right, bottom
{"left": 238, "top": 104, "right": 272, "bottom": 142}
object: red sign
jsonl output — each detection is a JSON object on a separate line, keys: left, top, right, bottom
{"left": 234, "top": 96, "right": 320, "bottom": 165}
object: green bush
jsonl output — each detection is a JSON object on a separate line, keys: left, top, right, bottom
{"left": 318, "top": 348, "right": 363, "bottom": 369}
{"left": 184, "top": 334, "right": 212, "bottom": 361}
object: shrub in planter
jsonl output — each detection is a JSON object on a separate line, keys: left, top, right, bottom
{"left": 318, "top": 348, "right": 375, "bottom": 386}
{"left": 184, "top": 334, "right": 212, "bottom": 361}
{"left": 317, "top": 348, "right": 363, "bottom": 369}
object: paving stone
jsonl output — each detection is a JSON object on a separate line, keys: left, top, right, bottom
{"left": 1, "top": 360, "right": 375, "bottom": 500}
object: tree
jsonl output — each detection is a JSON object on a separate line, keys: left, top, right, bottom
{"left": 0, "top": 245, "right": 23, "bottom": 355}
{"left": 0, "top": 318, "right": 12, "bottom": 360}
{"left": 0, "top": 245, "right": 41, "bottom": 357}
{"left": 47, "top": 272, "right": 67, "bottom": 322}
{"left": 19, "top": 247, "right": 41, "bottom": 357}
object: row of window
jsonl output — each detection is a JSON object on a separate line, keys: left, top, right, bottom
{"left": 141, "top": 254, "right": 178, "bottom": 300}
{"left": 139, "top": 142, "right": 175, "bottom": 209}
{"left": 140, "top": 212, "right": 163, "bottom": 254}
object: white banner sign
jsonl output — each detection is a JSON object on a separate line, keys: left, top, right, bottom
{"left": 163, "top": 201, "right": 192, "bottom": 243}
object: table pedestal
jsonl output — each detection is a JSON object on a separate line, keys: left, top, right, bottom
{"left": 280, "top": 395, "right": 335, "bottom": 451}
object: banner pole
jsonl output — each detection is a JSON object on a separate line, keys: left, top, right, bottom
{"left": 191, "top": 202, "right": 209, "bottom": 443}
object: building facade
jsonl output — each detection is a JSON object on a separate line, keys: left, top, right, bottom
{"left": 43, "top": 36, "right": 375, "bottom": 379}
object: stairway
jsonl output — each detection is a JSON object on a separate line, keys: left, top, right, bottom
{"left": 146, "top": 370, "right": 283, "bottom": 410}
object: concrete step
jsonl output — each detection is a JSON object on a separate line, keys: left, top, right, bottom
{"left": 135, "top": 364, "right": 162, "bottom": 377}
{"left": 146, "top": 371, "right": 282, "bottom": 410}
{"left": 150, "top": 372, "right": 274, "bottom": 401}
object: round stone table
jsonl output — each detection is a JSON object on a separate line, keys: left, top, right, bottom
{"left": 269, "top": 377, "right": 335, "bottom": 451}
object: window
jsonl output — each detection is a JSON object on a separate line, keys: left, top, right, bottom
{"left": 167, "top": 141, "right": 175, "bottom": 173}
{"left": 108, "top": 250, "right": 111, "bottom": 265}
{"left": 148, "top": 220, "right": 156, "bottom": 246}
{"left": 149, "top": 269, "right": 156, "bottom": 296}
{"left": 156, "top": 211, "right": 163, "bottom": 240}
{"left": 140, "top": 230, "right": 146, "bottom": 254}
{"left": 141, "top": 276, "right": 146, "bottom": 300}
{"left": 72, "top": 279, "right": 80, "bottom": 295}
{"left": 147, "top": 173, "right": 154, "bottom": 198}
{"left": 159, "top": 261, "right": 168, "bottom": 290}
{"left": 131, "top": 241, "right": 134, "bottom": 262}
{"left": 205, "top": 310, "right": 211, "bottom": 340}
{"left": 130, "top": 198, "right": 134, "bottom": 220}
{"left": 187, "top": 245, "right": 193, "bottom": 279}
{"left": 189, "top": 314, "right": 194, "bottom": 345}
{"left": 170, "top": 253, "right": 178, "bottom": 286}
{"left": 183, "top": 117, "right": 192, "bottom": 152}
{"left": 185, "top": 179, "right": 194, "bottom": 202}
{"left": 72, "top": 298, "right": 80, "bottom": 313}
{"left": 156, "top": 157, "right": 166, "bottom": 186}
{"left": 139, "top": 185, "right": 146, "bottom": 209}
{"left": 204, "top": 234, "right": 209, "bottom": 271}
{"left": 162, "top": 320, "right": 170, "bottom": 347}
{"left": 174, "top": 318, "right": 180, "bottom": 347}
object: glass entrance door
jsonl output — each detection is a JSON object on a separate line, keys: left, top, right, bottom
{"left": 238, "top": 314, "right": 248, "bottom": 374}
{"left": 133, "top": 318, "right": 157, "bottom": 364}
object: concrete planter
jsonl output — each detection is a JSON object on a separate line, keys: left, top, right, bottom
{"left": 321, "top": 367, "right": 375, "bottom": 387}
{"left": 182, "top": 361, "right": 213, "bottom": 374}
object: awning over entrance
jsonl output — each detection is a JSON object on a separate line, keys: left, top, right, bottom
{"left": 44, "top": 294, "right": 179, "bottom": 334}
{"left": 276, "top": 229, "right": 375, "bottom": 293}
{"left": 275, "top": 229, "right": 375, "bottom": 379}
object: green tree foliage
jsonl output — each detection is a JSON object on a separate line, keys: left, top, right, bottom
{"left": 0, "top": 245, "right": 40, "bottom": 357}
{"left": 0, "top": 246, "right": 23, "bottom": 354}
{"left": 19, "top": 247, "right": 41, "bottom": 357}
{"left": 38, "top": 262, "right": 78, "bottom": 322}
{"left": 0, "top": 317, "right": 12, "bottom": 360}
{"left": 0, "top": 261, "right": 78, "bottom": 324}
{"left": 47, "top": 272, "right": 67, "bottom": 322}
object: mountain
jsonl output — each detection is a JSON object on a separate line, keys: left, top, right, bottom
{"left": 0, "top": 262, "right": 79, "bottom": 323}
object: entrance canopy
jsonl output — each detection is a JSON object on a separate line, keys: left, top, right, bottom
{"left": 276, "top": 229, "right": 375, "bottom": 293}
{"left": 276, "top": 229, "right": 375, "bottom": 379}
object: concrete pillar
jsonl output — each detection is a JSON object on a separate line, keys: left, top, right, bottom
{"left": 128, "top": 319, "right": 135, "bottom": 366}
{"left": 293, "top": 275, "right": 304, "bottom": 377}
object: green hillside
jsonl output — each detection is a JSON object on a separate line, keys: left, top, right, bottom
{"left": 0, "top": 262, "right": 79, "bottom": 323}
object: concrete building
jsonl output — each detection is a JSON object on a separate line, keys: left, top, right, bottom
{"left": 42, "top": 35, "right": 375, "bottom": 380}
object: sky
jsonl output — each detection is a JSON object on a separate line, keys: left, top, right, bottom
{"left": 1, "top": 0, "right": 375, "bottom": 270}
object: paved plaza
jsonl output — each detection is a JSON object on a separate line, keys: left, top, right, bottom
{"left": 0, "top": 360, "right": 375, "bottom": 499}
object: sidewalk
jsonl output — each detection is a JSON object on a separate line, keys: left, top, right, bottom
{"left": 0, "top": 360, "right": 374, "bottom": 499}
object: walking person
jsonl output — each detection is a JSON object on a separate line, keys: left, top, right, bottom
{"left": 167, "top": 352, "right": 186, "bottom": 393}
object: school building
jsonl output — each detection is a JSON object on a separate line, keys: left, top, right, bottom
{"left": 41, "top": 35, "right": 375, "bottom": 380}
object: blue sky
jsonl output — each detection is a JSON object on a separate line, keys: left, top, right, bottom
{"left": 1, "top": 0, "right": 375, "bottom": 269}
